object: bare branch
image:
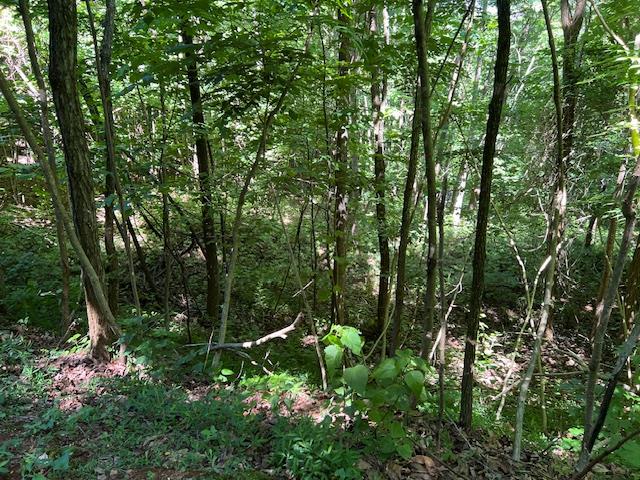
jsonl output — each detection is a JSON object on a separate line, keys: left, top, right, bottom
{"left": 189, "top": 313, "right": 304, "bottom": 350}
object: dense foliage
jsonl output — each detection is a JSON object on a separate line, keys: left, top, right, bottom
{"left": 1, "top": 0, "right": 640, "bottom": 478}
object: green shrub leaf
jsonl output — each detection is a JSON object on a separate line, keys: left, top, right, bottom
{"left": 324, "top": 344, "right": 344, "bottom": 372}
{"left": 343, "top": 365, "right": 368, "bottom": 395}
{"left": 404, "top": 370, "right": 424, "bottom": 396}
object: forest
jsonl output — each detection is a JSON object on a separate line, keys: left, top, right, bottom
{"left": 0, "top": 0, "right": 639, "bottom": 478}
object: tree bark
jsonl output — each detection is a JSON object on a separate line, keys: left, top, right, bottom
{"left": 369, "top": 5, "right": 390, "bottom": 337}
{"left": 85, "top": 0, "right": 141, "bottom": 316}
{"left": 594, "top": 160, "right": 626, "bottom": 331}
{"left": 18, "top": 0, "right": 71, "bottom": 331}
{"left": 513, "top": 0, "right": 562, "bottom": 458}
{"left": 459, "top": 0, "right": 510, "bottom": 430}
{"left": 542, "top": 0, "right": 586, "bottom": 339}
{"left": 333, "top": 6, "right": 351, "bottom": 325}
{"left": 413, "top": 0, "right": 438, "bottom": 358}
{"left": 47, "top": 0, "right": 117, "bottom": 362}
{"left": 390, "top": 90, "right": 421, "bottom": 355}
{"left": 182, "top": 31, "right": 221, "bottom": 325}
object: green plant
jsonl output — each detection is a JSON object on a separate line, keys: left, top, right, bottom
{"left": 0, "top": 443, "right": 12, "bottom": 475}
{"left": 271, "top": 417, "right": 361, "bottom": 479}
{"left": 323, "top": 327, "right": 435, "bottom": 460}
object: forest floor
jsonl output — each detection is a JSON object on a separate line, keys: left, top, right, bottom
{"left": 1, "top": 320, "right": 635, "bottom": 480}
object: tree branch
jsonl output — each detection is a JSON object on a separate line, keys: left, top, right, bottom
{"left": 572, "top": 429, "right": 640, "bottom": 480}
{"left": 189, "top": 312, "right": 304, "bottom": 350}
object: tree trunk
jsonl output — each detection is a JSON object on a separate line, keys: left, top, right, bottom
{"left": 413, "top": 0, "right": 438, "bottom": 358}
{"left": 182, "top": 31, "right": 220, "bottom": 325}
{"left": 369, "top": 5, "right": 390, "bottom": 337}
{"left": 579, "top": 32, "right": 640, "bottom": 468}
{"left": 513, "top": 0, "right": 562, "bottom": 458}
{"left": 85, "top": 0, "right": 141, "bottom": 316}
{"left": 459, "top": 0, "right": 510, "bottom": 430}
{"left": 47, "top": 0, "right": 117, "bottom": 362}
{"left": 18, "top": 0, "right": 71, "bottom": 331}
{"left": 159, "top": 85, "right": 172, "bottom": 327}
{"left": 542, "top": 0, "right": 586, "bottom": 338}
{"left": 594, "top": 160, "right": 626, "bottom": 331}
{"left": 333, "top": 7, "right": 350, "bottom": 325}
{"left": 390, "top": 90, "right": 421, "bottom": 355}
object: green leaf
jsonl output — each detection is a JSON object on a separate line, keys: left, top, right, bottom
{"left": 322, "top": 333, "right": 340, "bottom": 346}
{"left": 220, "top": 368, "right": 234, "bottom": 376}
{"left": 404, "top": 370, "right": 424, "bottom": 396}
{"left": 51, "top": 449, "right": 71, "bottom": 471}
{"left": 388, "top": 421, "right": 405, "bottom": 439}
{"left": 324, "top": 344, "right": 344, "bottom": 372}
{"left": 380, "top": 439, "right": 396, "bottom": 454}
{"left": 341, "top": 327, "right": 364, "bottom": 355}
{"left": 372, "top": 358, "right": 399, "bottom": 384}
{"left": 396, "top": 441, "right": 413, "bottom": 459}
{"left": 343, "top": 365, "right": 369, "bottom": 395}
{"left": 618, "top": 441, "right": 640, "bottom": 468}
{"left": 369, "top": 407, "right": 384, "bottom": 423}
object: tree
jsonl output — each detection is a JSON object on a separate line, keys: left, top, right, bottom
{"left": 459, "top": 0, "right": 511, "bottom": 430}
{"left": 513, "top": 0, "right": 563, "bottom": 458}
{"left": 85, "top": 0, "right": 141, "bottom": 316}
{"left": 333, "top": 4, "right": 351, "bottom": 325}
{"left": 182, "top": 30, "right": 220, "bottom": 325}
{"left": 369, "top": 3, "right": 390, "bottom": 338}
{"left": 412, "top": 0, "right": 437, "bottom": 358}
{"left": 47, "top": 0, "right": 119, "bottom": 361}
{"left": 17, "top": 0, "right": 71, "bottom": 331}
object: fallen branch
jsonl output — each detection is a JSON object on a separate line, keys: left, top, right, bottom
{"left": 188, "top": 312, "right": 304, "bottom": 350}
{"left": 571, "top": 429, "right": 640, "bottom": 480}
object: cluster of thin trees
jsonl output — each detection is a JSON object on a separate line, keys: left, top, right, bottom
{"left": 1, "top": 0, "right": 639, "bottom": 473}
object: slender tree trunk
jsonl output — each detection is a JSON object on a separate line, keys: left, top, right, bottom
{"left": 46, "top": 0, "right": 118, "bottom": 362}
{"left": 211, "top": 30, "right": 313, "bottom": 368}
{"left": 584, "top": 215, "right": 596, "bottom": 247}
{"left": 513, "top": 0, "right": 562, "bottom": 458}
{"left": 437, "top": 175, "right": 448, "bottom": 424}
{"left": 594, "top": 161, "right": 626, "bottom": 327}
{"left": 159, "top": 86, "right": 172, "bottom": 326}
{"left": 124, "top": 217, "right": 158, "bottom": 296}
{"left": 542, "top": 0, "right": 586, "bottom": 339}
{"left": 182, "top": 31, "right": 220, "bottom": 325}
{"left": 459, "top": 0, "right": 510, "bottom": 430}
{"left": 333, "top": 7, "right": 350, "bottom": 325}
{"left": 310, "top": 198, "right": 318, "bottom": 314}
{"left": 579, "top": 31, "right": 640, "bottom": 468}
{"left": 625, "top": 236, "right": 640, "bottom": 325}
{"left": 390, "top": 90, "right": 421, "bottom": 355}
{"left": 85, "top": 0, "right": 116, "bottom": 314}
{"left": 369, "top": 5, "right": 390, "bottom": 337}
{"left": 18, "top": 0, "right": 71, "bottom": 331}
{"left": 85, "top": 0, "right": 141, "bottom": 316}
{"left": 585, "top": 168, "right": 607, "bottom": 248}
{"left": 413, "top": 0, "right": 438, "bottom": 358}
{"left": 451, "top": 0, "right": 488, "bottom": 227}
